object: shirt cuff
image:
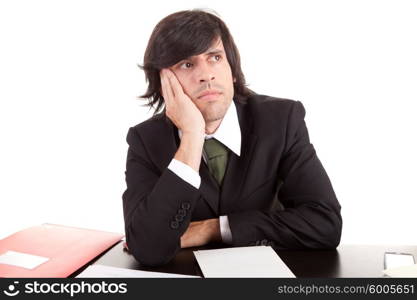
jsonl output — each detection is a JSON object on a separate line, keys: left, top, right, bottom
{"left": 168, "top": 159, "right": 201, "bottom": 189}
{"left": 219, "top": 215, "right": 233, "bottom": 244}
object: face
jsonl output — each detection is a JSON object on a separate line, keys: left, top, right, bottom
{"left": 170, "top": 38, "right": 234, "bottom": 123}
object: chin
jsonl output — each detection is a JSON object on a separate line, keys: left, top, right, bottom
{"left": 200, "top": 100, "right": 230, "bottom": 122}
{"left": 203, "top": 110, "right": 226, "bottom": 123}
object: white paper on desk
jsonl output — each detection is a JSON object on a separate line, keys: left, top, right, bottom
{"left": 76, "top": 264, "right": 200, "bottom": 278}
{"left": 383, "top": 264, "right": 417, "bottom": 278}
{"left": 0, "top": 251, "right": 49, "bottom": 269}
{"left": 193, "top": 246, "right": 295, "bottom": 278}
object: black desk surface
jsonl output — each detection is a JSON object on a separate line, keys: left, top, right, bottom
{"left": 88, "top": 242, "right": 417, "bottom": 278}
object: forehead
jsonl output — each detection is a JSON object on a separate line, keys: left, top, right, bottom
{"left": 203, "top": 38, "right": 224, "bottom": 53}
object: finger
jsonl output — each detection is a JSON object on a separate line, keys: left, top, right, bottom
{"left": 165, "top": 69, "right": 185, "bottom": 98}
{"left": 160, "top": 69, "right": 174, "bottom": 106}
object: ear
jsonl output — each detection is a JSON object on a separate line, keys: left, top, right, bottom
{"left": 233, "top": 77, "right": 237, "bottom": 83}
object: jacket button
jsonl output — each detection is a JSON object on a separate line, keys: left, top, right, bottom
{"left": 170, "top": 221, "right": 179, "bottom": 229}
{"left": 175, "top": 214, "right": 184, "bottom": 222}
{"left": 181, "top": 202, "right": 191, "bottom": 210}
{"left": 177, "top": 209, "right": 186, "bottom": 217}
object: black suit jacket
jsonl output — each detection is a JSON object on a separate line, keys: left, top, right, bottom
{"left": 122, "top": 94, "right": 342, "bottom": 266}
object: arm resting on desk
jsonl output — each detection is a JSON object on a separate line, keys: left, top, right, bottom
{"left": 229, "top": 101, "right": 342, "bottom": 249}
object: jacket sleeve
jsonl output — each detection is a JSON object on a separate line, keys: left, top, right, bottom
{"left": 228, "top": 101, "right": 342, "bottom": 249}
{"left": 122, "top": 127, "right": 200, "bottom": 266}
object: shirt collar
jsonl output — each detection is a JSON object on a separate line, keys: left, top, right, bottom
{"left": 178, "top": 100, "right": 241, "bottom": 156}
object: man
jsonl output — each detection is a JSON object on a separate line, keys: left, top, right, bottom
{"left": 122, "top": 9, "right": 342, "bottom": 266}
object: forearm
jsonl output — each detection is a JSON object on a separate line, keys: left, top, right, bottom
{"left": 174, "top": 132, "right": 205, "bottom": 172}
{"left": 227, "top": 203, "right": 342, "bottom": 249}
{"left": 180, "top": 218, "right": 222, "bottom": 248}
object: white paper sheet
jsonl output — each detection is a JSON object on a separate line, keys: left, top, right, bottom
{"left": 385, "top": 253, "right": 415, "bottom": 269}
{"left": 383, "top": 264, "right": 417, "bottom": 278}
{"left": 193, "top": 246, "right": 296, "bottom": 278}
{"left": 76, "top": 264, "right": 200, "bottom": 278}
{"left": 0, "top": 250, "right": 49, "bottom": 269}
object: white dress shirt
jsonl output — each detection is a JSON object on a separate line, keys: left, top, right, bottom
{"left": 167, "top": 100, "right": 241, "bottom": 244}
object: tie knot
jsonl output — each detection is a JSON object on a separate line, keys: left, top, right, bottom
{"left": 204, "top": 138, "right": 228, "bottom": 160}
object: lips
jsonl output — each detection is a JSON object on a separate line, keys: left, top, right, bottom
{"left": 198, "top": 90, "right": 222, "bottom": 100}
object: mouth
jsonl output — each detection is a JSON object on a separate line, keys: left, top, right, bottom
{"left": 197, "top": 90, "right": 222, "bottom": 101}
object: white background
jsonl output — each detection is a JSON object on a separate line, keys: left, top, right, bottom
{"left": 1, "top": 0, "right": 416, "bottom": 244}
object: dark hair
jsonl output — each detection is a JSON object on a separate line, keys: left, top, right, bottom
{"left": 140, "top": 9, "right": 251, "bottom": 114}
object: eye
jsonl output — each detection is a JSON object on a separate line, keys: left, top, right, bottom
{"left": 210, "top": 54, "right": 222, "bottom": 62}
{"left": 179, "top": 62, "right": 193, "bottom": 69}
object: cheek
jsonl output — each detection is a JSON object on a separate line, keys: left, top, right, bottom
{"left": 219, "top": 64, "right": 233, "bottom": 83}
{"left": 181, "top": 81, "right": 194, "bottom": 96}
{"left": 174, "top": 74, "right": 193, "bottom": 93}
{"left": 220, "top": 66, "right": 234, "bottom": 92}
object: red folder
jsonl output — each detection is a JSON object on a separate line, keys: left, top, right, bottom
{"left": 0, "top": 223, "right": 124, "bottom": 277}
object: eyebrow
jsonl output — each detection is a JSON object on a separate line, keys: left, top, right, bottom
{"left": 175, "top": 49, "right": 225, "bottom": 66}
{"left": 204, "top": 49, "right": 224, "bottom": 56}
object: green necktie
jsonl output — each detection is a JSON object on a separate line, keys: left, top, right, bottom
{"left": 203, "top": 138, "right": 229, "bottom": 185}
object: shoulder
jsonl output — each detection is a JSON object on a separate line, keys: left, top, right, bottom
{"left": 246, "top": 93, "right": 304, "bottom": 115}
{"left": 130, "top": 112, "right": 166, "bottom": 133}
{"left": 242, "top": 93, "right": 306, "bottom": 129}
{"left": 129, "top": 110, "right": 172, "bottom": 135}
{"left": 236, "top": 94, "right": 311, "bottom": 149}
{"left": 126, "top": 112, "right": 173, "bottom": 146}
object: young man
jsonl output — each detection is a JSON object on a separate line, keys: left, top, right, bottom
{"left": 122, "top": 10, "right": 342, "bottom": 266}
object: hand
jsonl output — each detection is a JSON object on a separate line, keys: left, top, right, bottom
{"left": 160, "top": 69, "right": 205, "bottom": 135}
{"left": 180, "top": 218, "right": 221, "bottom": 248}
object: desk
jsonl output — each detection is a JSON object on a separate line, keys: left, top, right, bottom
{"left": 80, "top": 243, "right": 417, "bottom": 277}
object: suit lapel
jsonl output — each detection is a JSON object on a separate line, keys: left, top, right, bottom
{"left": 219, "top": 99, "right": 258, "bottom": 214}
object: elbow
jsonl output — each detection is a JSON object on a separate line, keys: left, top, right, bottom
{"left": 125, "top": 227, "right": 180, "bottom": 267}
{"left": 325, "top": 227, "right": 342, "bottom": 249}
{"left": 322, "top": 212, "right": 342, "bottom": 249}
{"left": 305, "top": 206, "right": 342, "bottom": 250}
{"left": 131, "top": 248, "right": 175, "bottom": 267}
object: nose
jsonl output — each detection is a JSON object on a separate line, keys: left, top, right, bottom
{"left": 197, "top": 61, "right": 215, "bottom": 84}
